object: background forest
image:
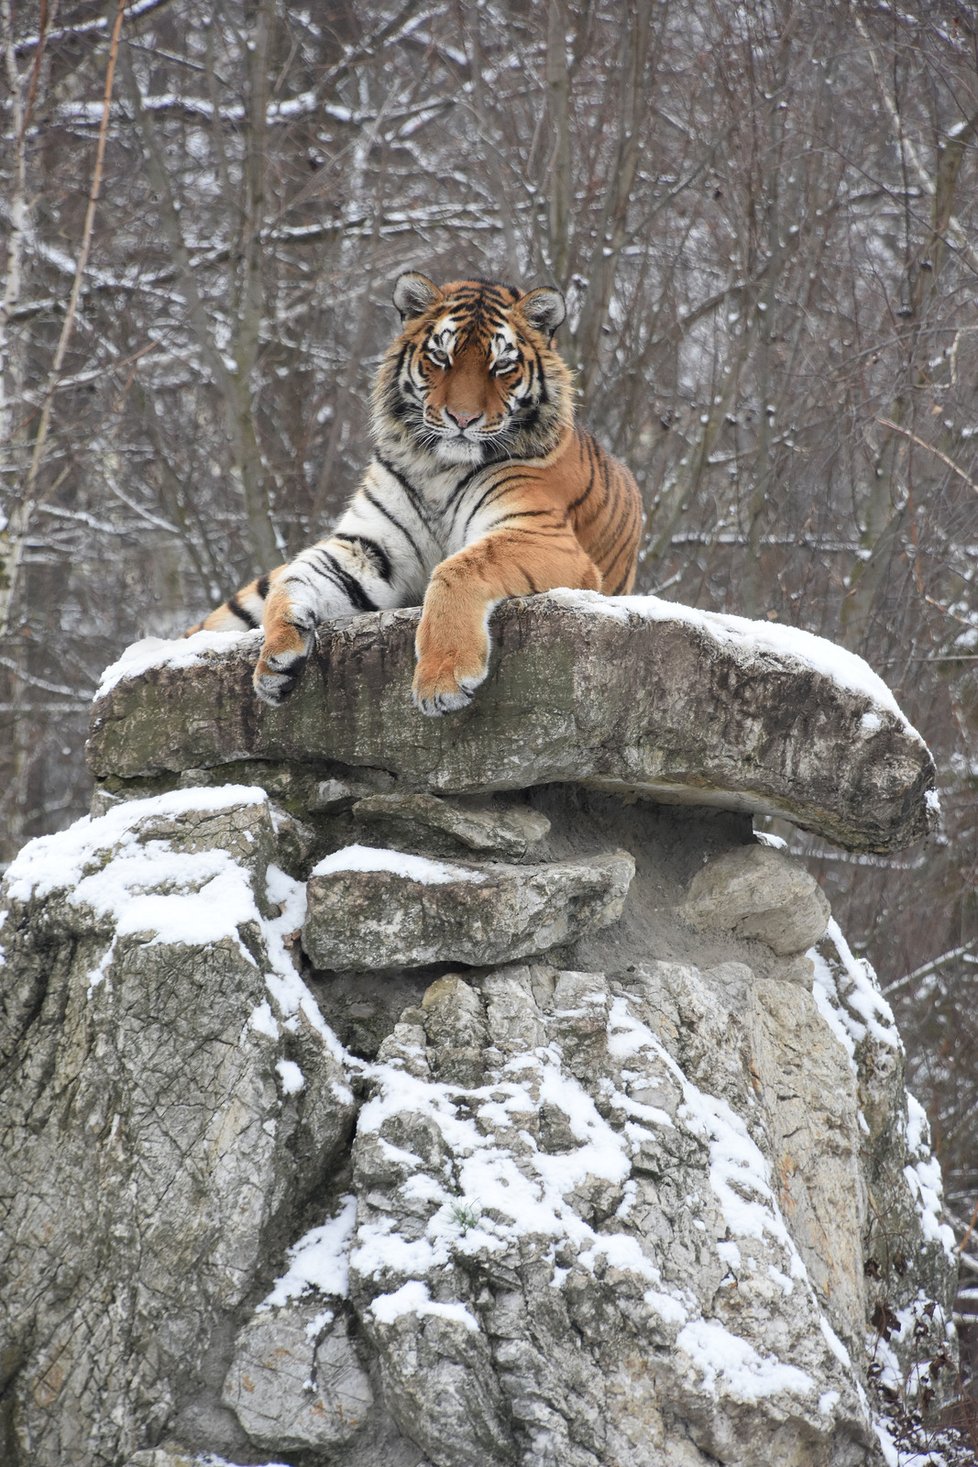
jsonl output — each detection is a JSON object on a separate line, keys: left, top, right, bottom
{"left": 2, "top": 0, "right": 977, "bottom": 1427}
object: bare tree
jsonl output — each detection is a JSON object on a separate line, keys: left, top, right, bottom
{"left": 2, "top": 0, "right": 976, "bottom": 1414}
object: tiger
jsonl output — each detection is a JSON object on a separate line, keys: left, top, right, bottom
{"left": 189, "top": 271, "right": 644, "bottom": 716}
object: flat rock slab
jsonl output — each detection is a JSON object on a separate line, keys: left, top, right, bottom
{"left": 353, "top": 791, "right": 551, "bottom": 859}
{"left": 88, "top": 594, "right": 937, "bottom": 853}
{"left": 303, "top": 846, "right": 635, "bottom": 971}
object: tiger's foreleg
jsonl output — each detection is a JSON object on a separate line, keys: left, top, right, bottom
{"left": 412, "top": 528, "right": 601, "bottom": 716}
{"left": 253, "top": 530, "right": 409, "bottom": 706}
{"left": 186, "top": 475, "right": 428, "bottom": 705}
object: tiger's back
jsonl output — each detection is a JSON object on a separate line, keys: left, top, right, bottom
{"left": 192, "top": 272, "right": 643, "bottom": 714}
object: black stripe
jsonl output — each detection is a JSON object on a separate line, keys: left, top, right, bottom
{"left": 568, "top": 440, "right": 596, "bottom": 512}
{"left": 228, "top": 594, "right": 260, "bottom": 629}
{"left": 308, "top": 547, "right": 378, "bottom": 613}
{"left": 257, "top": 573, "right": 270, "bottom": 600}
{"left": 362, "top": 487, "right": 427, "bottom": 574}
{"left": 537, "top": 353, "right": 549, "bottom": 405}
{"left": 592, "top": 482, "right": 634, "bottom": 565}
{"left": 460, "top": 470, "right": 534, "bottom": 534}
{"left": 579, "top": 444, "right": 611, "bottom": 532}
{"left": 334, "top": 533, "right": 393, "bottom": 583}
{"left": 485, "top": 508, "right": 558, "bottom": 531}
{"left": 303, "top": 553, "right": 352, "bottom": 602}
{"left": 443, "top": 460, "right": 493, "bottom": 514}
{"left": 603, "top": 530, "right": 634, "bottom": 590}
{"left": 376, "top": 455, "right": 435, "bottom": 527}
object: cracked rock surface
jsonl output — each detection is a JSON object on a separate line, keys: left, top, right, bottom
{"left": 0, "top": 602, "right": 958, "bottom": 1467}
{"left": 87, "top": 595, "right": 937, "bottom": 853}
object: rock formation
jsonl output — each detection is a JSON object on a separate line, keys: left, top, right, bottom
{"left": 0, "top": 595, "right": 961, "bottom": 1467}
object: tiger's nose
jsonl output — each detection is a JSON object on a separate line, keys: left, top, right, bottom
{"left": 445, "top": 407, "right": 481, "bottom": 429}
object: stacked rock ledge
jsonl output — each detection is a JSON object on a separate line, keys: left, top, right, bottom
{"left": 0, "top": 593, "right": 961, "bottom": 1467}
{"left": 87, "top": 595, "right": 937, "bottom": 853}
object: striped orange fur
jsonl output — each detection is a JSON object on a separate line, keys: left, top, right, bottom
{"left": 190, "top": 272, "right": 643, "bottom": 715}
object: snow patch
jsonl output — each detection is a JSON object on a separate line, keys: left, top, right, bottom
{"left": 276, "top": 1059, "right": 305, "bottom": 1095}
{"left": 4, "top": 790, "right": 354, "bottom": 1109}
{"left": 608, "top": 996, "right": 807, "bottom": 1274}
{"left": 310, "top": 843, "right": 483, "bottom": 885}
{"left": 249, "top": 1001, "right": 279, "bottom": 1039}
{"left": 351, "top": 1035, "right": 689, "bottom": 1327}
{"left": 95, "top": 629, "right": 259, "bottom": 701}
{"left": 677, "top": 1318, "right": 815, "bottom": 1402}
{"left": 3, "top": 786, "right": 274, "bottom": 969}
{"left": 811, "top": 920, "right": 901, "bottom": 1056}
{"left": 904, "top": 1094, "right": 956, "bottom": 1256}
{"left": 368, "top": 1280, "right": 479, "bottom": 1332}
{"left": 4, "top": 784, "right": 267, "bottom": 905}
{"left": 262, "top": 1195, "right": 357, "bottom": 1309}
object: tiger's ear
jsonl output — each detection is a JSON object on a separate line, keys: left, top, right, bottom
{"left": 393, "top": 272, "right": 441, "bottom": 322}
{"left": 518, "top": 286, "right": 566, "bottom": 338}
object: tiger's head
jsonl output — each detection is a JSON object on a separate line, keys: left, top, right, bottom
{"left": 372, "top": 272, "right": 574, "bottom": 468}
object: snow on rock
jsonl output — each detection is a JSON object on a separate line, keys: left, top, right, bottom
{"left": 368, "top": 1280, "right": 480, "bottom": 1332}
{"left": 94, "top": 627, "right": 260, "bottom": 701}
{"left": 904, "top": 1095, "right": 957, "bottom": 1257}
{"left": 345, "top": 963, "right": 879, "bottom": 1465}
{"left": 546, "top": 588, "right": 916, "bottom": 730}
{"left": 2, "top": 619, "right": 962, "bottom": 1465}
{"left": 810, "top": 917, "right": 902, "bottom": 1059}
{"left": 304, "top": 845, "right": 634, "bottom": 971}
{"left": 86, "top": 595, "right": 937, "bottom": 854}
{"left": 310, "top": 841, "right": 484, "bottom": 885}
{"left": 808, "top": 921, "right": 962, "bottom": 1463}
{"left": 676, "top": 1317, "right": 816, "bottom": 1403}
{"left": 261, "top": 1195, "right": 357, "bottom": 1310}
{"left": 3, "top": 782, "right": 268, "bottom": 904}
{"left": 0, "top": 786, "right": 356, "bottom": 1467}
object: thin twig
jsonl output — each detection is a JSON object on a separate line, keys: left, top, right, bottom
{"left": 958, "top": 1196, "right": 978, "bottom": 1258}
{"left": 1, "top": 0, "right": 128, "bottom": 643}
{"left": 876, "top": 416, "right": 978, "bottom": 496}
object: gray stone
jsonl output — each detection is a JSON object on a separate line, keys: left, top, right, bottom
{"left": 124, "top": 1454, "right": 256, "bottom": 1467}
{"left": 222, "top": 1301, "right": 373, "bottom": 1451}
{"left": 347, "top": 960, "right": 876, "bottom": 1467}
{"left": 2, "top": 641, "right": 961, "bottom": 1467}
{"left": 124, "top": 1453, "right": 209, "bottom": 1467}
{"left": 86, "top": 596, "right": 937, "bottom": 854}
{"left": 681, "top": 842, "right": 832, "bottom": 954}
{"left": 353, "top": 791, "right": 550, "bottom": 859}
{"left": 303, "top": 848, "right": 635, "bottom": 971}
{"left": 0, "top": 788, "right": 355, "bottom": 1467}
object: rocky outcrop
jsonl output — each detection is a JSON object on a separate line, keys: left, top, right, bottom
{"left": 87, "top": 594, "right": 937, "bottom": 853}
{"left": 0, "top": 594, "right": 960, "bottom": 1467}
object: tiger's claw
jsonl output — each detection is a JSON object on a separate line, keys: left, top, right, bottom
{"left": 412, "top": 660, "right": 485, "bottom": 717}
{"left": 253, "top": 623, "right": 313, "bottom": 706}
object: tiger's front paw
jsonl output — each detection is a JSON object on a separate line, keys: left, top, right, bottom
{"left": 412, "top": 653, "right": 488, "bottom": 717}
{"left": 253, "top": 624, "right": 313, "bottom": 707}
